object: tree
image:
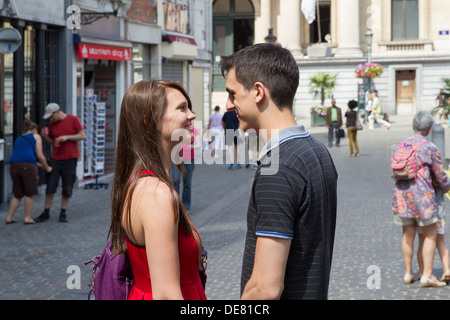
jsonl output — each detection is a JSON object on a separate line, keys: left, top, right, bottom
{"left": 309, "top": 72, "right": 338, "bottom": 106}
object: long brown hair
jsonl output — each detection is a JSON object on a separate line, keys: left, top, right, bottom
{"left": 109, "top": 79, "right": 199, "bottom": 255}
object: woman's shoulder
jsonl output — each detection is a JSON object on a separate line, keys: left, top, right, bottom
{"left": 134, "top": 177, "right": 174, "bottom": 213}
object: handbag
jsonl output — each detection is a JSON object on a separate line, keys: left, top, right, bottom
{"left": 84, "top": 240, "right": 134, "bottom": 300}
{"left": 355, "top": 118, "right": 363, "bottom": 131}
{"left": 199, "top": 247, "right": 208, "bottom": 289}
{"left": 338, "top": 128, "right": 345, "bottom": 138}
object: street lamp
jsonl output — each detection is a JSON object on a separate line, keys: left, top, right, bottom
{"left": 79, "top": 0, "right": 122, "bottom": 25}
{"left": 365, "top": 28, "right": 373, "bottom": 64}
{"left": 264, "top": 28, "right": 277, "bottom": 44}
{"left": 365, "top": 29, "right": 374, "bottom": 93}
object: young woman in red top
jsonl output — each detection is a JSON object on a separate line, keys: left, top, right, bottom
{"left": 109, "top": 80, "right": 206, "bottom": 300}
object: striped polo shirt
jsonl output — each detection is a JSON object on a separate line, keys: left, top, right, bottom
{"left": 241, "top": 125, "right": 338, "bottom": 300}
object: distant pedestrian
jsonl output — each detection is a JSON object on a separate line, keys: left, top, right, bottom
{"left": 417, "top": 186, "right": 450, "bottom": 284}
{"left": 35, "top": 103, "right": 86, "bottom": 223}
{"left": 222, "top": 109, "right": 243, "bottom": 169}
{"left": 208, "top": 106, "right": 224, "bottom": 158}
{"left": 344, "top": 100, "right": 360, "bottom": 157}
{"left": 171, "top": 125, "right": 201, "bottom": 211}
{"left": 368, "top": 90, "right": 390, "bottom": 130}
{"left": 5, "top": 120, "right": 52, "bottom": 225}
{"left": 435, "top": 89, "right": 446, "bottom": 108}
{"left": 325, "top": 99, "right": 342, "bottom": 147}
{"left": 392, "top": 111, "right": 450, "bottom": 287}
{"left": 220, "top": 43, "right": 338, "bottom": 300}
{"left": 109, "top": 80, "right": 206, "bottom": 300}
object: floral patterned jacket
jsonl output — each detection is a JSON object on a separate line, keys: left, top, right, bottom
{"left": 392, "top": 134, "right": 450, "bottom": 220}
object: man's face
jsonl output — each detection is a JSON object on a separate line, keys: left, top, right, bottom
{"left": 225, "top": 68, "right": 258, "bottom": 132}
{"left": 49, "top": 110, "right": 60, "bottom": 122}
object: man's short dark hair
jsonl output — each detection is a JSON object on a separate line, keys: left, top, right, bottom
{"left": 220, "top": 43, "right": 299, "bottom": 110}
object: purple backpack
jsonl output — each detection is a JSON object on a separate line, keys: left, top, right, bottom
{"left": 85, "top": 240, "right": 134, "bottom": 300}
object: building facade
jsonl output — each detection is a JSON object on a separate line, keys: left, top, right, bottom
{"left": 0, "top": 0, "right": 212, "bottom": 203}
{"left": 212, "top": 0, "right": 450, "bottom": 124}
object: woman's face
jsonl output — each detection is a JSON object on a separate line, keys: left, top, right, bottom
{"left": 160, "top": 88, "right": 196, "bottom": 151}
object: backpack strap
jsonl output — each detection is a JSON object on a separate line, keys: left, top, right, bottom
{"left": 412, "top": 140, "right": 426, "bottom": 180}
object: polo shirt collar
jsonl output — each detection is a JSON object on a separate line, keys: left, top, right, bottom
{"left": 257, "top": 125, "right": 310, "bottom": 164}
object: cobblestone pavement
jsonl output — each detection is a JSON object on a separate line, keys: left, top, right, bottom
{"left": 1, "top": 114, "right": 450, "bottom": 300}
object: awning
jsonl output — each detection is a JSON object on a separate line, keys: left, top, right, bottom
{"left": 77, "top": 43, "right": 131, "bottom": 61}
{"left": 161, "top": 31, "right": 197, "bottom": 60}
{"left": 166, "top": 34, "right": 196, "bottom": 45}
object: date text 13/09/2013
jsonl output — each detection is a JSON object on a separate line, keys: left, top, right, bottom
{"left": 180, "top": 304, "right": 270, "bottom": 317}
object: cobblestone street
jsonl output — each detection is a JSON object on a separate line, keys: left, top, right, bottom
{"left": 1, "top": 114, "right": 450, "bottom": 300}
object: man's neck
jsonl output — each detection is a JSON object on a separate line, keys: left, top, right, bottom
{"left": 259, "top": 108, "right": 297, "bottom": 142}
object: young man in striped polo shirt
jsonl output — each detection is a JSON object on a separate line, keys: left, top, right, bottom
{"left": 220, "top": 43, "right": 338, "bottom": 300}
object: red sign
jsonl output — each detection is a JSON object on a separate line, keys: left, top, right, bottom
{"left": 78, "top": 43, "right": 131, "bottom": 61}
{"left": 167, "top": 34, "right": 196, "bottom": 45}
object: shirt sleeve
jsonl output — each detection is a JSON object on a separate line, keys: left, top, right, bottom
{"left": 73, "top": 115, "right": 84, "bottom": 132}
{"left": 430, "top": 147, "right": 450, "bottom": 193}
{"left": 253, "top": 166, "right": 304, "bottom": 240}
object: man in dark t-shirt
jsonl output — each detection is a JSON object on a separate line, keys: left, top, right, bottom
{"left": 222, "top": 109, "right": 243, "bottom": 169}
{"left": 220, "top": 43, "right": 338, "bottom": 299}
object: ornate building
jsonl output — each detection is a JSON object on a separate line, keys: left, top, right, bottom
{"left": 212, "top": 0, "right": 450, "bottom": 123}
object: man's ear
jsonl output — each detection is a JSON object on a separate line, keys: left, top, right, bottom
{"left": 254, "top": 82, "right": 266, "bottom": 104}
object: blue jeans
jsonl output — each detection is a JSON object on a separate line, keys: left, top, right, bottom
{"left": 171, "top": 162, "right": 195, "bottom": 210}
{"left": 328, "top": 122, "right": 340, "bottom": 146}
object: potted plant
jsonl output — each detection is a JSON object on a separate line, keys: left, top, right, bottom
{"left": 355, "top": 62, "right": 383, "bottom": 79}
{"left": 310, "top": 105, "right": 327, "bottom": 126}
{"left": 309, "top": 72, "right": 337, "bottom": 126}
{"left": 431, "top": 78, "right": 450, "bottom": 120}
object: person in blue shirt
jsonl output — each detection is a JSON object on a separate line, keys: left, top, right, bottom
{"left": 5, "top": 120, "right": 52, "bottom": 224}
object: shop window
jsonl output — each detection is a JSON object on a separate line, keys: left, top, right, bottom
{"left": 392, "top": 0, "right": 418, "bottom": 40}
{"left": 24, "top": 25, "right": 35, "bottom": 121}
{"left": 132, "top": 43, "right": 151, "bottom": 83}
{"left": 164, "top": 0, "right": 188, "bottom": 33}
{"left": 2, "top": 22, "right": 13, "bottom": 135}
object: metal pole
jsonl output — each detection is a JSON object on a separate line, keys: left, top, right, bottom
{"left": 316, "top": 0, "right": 322, "bottom": 42}
{"left": 431, "top": 123, "right": 445, "bottom": 161}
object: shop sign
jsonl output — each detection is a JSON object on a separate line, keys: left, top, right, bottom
{"left": 78, "top": 43, "right": 131, "bottom": 61}
{"left": 167, "top": 34, "right": 196, "bottom": 45}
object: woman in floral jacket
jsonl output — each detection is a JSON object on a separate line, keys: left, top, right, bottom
{"left": 392, "top": 111, "right": 450, "bottom": 287}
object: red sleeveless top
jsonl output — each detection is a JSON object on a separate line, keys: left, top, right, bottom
{"left": 124, "top": 170, "right": 206, "bottom": 300}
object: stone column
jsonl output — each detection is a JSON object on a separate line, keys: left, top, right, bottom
{"left": 334, "top": 0, "right": 363, "bottom": 57}
{"left": 277, "top": 0, "right": 303, "bottom": 59}
{"left": 254, "top": 0, "right": 272, "bottom": 43}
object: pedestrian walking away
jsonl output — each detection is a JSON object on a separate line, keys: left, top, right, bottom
{"left": 391, "top": 111, "right": 450, "bottom": 287}
{"left": 34, "top": 103, "right": 86, "bottom": 223}
{"left": 220, "top": 43, "right": 338, "bottom": 300}
{"left": 325, "top": 99, "right": 343, "bottom": 147}
{"left": 208, "top": 106, "right": 224, "bottom": 158}
{"left": 5, "top": 120, "right": 52, "bottom": 225}
{"left": 171, "top": 124, "right": 201, "bottom": 211}
{"left": 368, "top": 90, "right": 391, "bottom": 130}
{"left": 344, "top": 100, "right": 360, "bottom": 157}
{"left": 416, "top": 186, "right": 450, "bottom": 284}
{"left": 109, "top": 79, "right": 206, "bottom": 300}
{"left": 222, "top": 109, "right": 244, "bottom": 170}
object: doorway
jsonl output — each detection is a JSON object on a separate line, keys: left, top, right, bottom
{"left": 396, "top": 70, "right": 416, "bottom": 115}
{"left": 212, "top": 0, "right": 254, "bottom": 92}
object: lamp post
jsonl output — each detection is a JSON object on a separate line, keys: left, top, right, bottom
{"left": 78, "top": 0, "right": 122, "bottom": 25}
{"left": 264, "top": 28, "right": 277, "bottom": 44}
{"left": 365, "top": 28, "right": 373, "bottom": 93}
